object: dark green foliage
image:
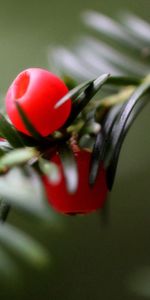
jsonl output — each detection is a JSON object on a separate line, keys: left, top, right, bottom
{"left": 0, "top": 11, "right": 150, "bottom": 275}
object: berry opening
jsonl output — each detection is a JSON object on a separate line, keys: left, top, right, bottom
{"left": 6, "top": 68, "right": 72, "bottom": 136}
{"left": 14, "top": 72, "right": 30, "bottom": 99}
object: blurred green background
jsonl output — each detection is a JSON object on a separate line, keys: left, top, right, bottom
{"left": 0, "top": 0, "right": 150, "bottom": 299}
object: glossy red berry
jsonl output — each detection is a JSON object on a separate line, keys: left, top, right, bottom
{"left": 43, "top": 149, "right": 108, "bottom": 214}
{"left": 5, "top": 68, "right": 72, "bottom": 136}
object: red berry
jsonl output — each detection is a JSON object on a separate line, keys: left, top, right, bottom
{"left": 5, "top": 68, "right": 71, "bottom": 136}
{"left": 43, "top": 150, "right": 108, "bottom": 214}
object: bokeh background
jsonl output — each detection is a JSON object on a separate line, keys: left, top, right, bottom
{"left": 0, "top": 0, "right": 150, "bottom": 299}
